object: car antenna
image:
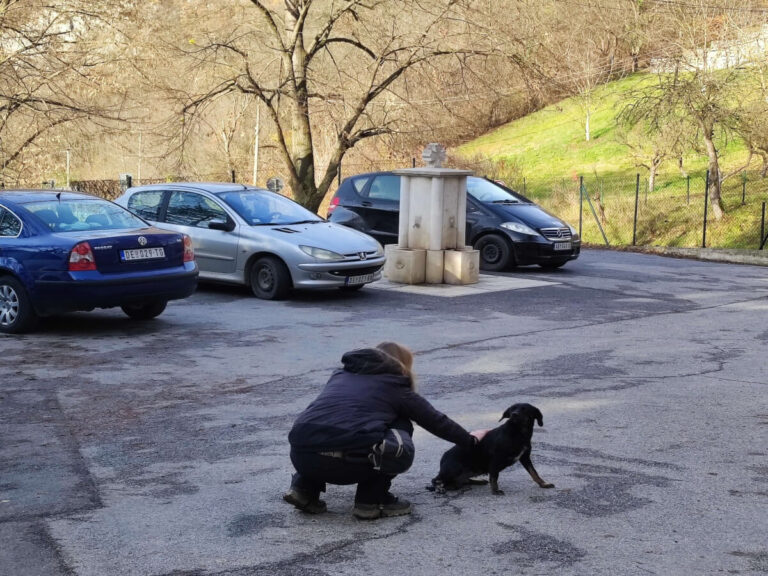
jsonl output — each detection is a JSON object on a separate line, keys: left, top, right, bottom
{"left": 56, "top": 191, "right": 61, "bottom": 202}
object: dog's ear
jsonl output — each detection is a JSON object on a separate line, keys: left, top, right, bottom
{"left": 533, "top": 406, "right": 544, "bottom": 427}
{"left": 499, "top": 406, "right": 517, "bottom": 421}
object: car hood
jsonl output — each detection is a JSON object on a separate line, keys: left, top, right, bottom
{"left": 240, "top": 221, "right": 381, "bottom": 252}
{"left": 486, "top": 203, "right": 569, "bottom": 229}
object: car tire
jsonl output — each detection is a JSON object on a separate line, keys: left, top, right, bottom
{"left": 121, "top": 300, "right": 168, "bottom": 320}
{"left": 475, "top": 235, "right": 514, "bottom": 271}
{"left": 250, "top": 256, "right": 291, "bottom": 300}
{"left": 0, "top": 276, "right": 38, "bottom": 334}
{"left": 538, "top": 261, "right": 566, "bottom": 270}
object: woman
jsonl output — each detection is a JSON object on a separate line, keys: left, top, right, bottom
{"left": 284, "top": 341, "right": 479, "bottom": 519}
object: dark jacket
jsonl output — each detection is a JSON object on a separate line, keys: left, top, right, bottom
{"left": 288, "top": 348, "right": 475, "bottom": 453}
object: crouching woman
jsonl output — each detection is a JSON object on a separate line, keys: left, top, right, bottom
{"left": 284, "top": 342, "right": 478, "bottom": 520}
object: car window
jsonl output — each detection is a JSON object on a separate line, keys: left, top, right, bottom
{"left": 165, "top": 191, "right": 228, "bottom": 227}
{"left": 128, "top": 190, "right": 165, "bottom": 221}
{"left": 218, "top": 189, "right": 322, "bottom": 226}
{"left": 365, "top": 175, "right": 400, "bottom": 202}
{"left": 0, "top": 206, "right": 22, "bottom": 237}
{"left": 466, "top": 177, "right": 527, "bottom": 203}
{"left": 351, "top": 176, "right": 370, "bottom": 194}
{"left": 22, "top": 199, "right": 146, "bottom": 232}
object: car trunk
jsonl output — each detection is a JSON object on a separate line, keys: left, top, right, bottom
{"left": 62, "top": 227, "right": 185, "bottom": 273}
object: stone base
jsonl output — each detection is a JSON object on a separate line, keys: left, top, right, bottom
{"left": 425, "top": 250, "right": 444, "bottom": 284}
{"left": 383, "top": 246, "right": 426, "bottom": 284}
{"left": 443, "top": 248, "right": 479, "bottom": 285}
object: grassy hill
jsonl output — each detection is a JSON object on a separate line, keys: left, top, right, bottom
{"left": 455, "top": 73, "right": 751, "bottom": 191}
{"left": 454, "top": 73, "right": 766, "bottom": 250}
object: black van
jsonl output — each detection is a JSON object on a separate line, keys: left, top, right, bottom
{"left": 327, "top": 172, "right": 580, "bottom": 270}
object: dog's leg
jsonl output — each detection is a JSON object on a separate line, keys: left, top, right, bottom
{"left": 488, "top": 469, "right": 504, "bottom": 495}
{"left": 520, "top": 450, "right": 554, "bottom": 488}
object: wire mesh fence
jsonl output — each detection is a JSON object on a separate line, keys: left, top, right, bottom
{"left": 512, "top": 170, "right": 768, "bottom": 250}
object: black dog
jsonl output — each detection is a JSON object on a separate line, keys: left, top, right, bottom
{"left": 429, "top": 403, "right": 554, "bottom": 495}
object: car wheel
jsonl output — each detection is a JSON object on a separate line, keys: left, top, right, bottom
{"left": 475, "top": 235, "right": 514, "bottom": 271}
{"left": 0, "top": 276, "right": 38, "bottom": 334}
{"left": 539, "top": 261, "right": 566, "bottom": 270}
{"left": 121, "top": 300, "right": 168, "bottom": 320}
{"left": 340, "top": 284, "right": 365, "bottom": 292}
{"left": 250, "top": 256, "right": 291, "bottom": 300}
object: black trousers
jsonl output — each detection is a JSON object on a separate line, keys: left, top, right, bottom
{"left": 290, "top": 419, "right": 414, "bottom": 505}
{"left": 289, "top": 449, "right": 394, "bottom": 504}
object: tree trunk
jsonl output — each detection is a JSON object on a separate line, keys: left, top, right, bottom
{"left": 285, "top": 6, "right": 319, "bottom": 211}
{"left": 702, "top": 130, "right": 724, "bottom": 219}
{"left": 649, "top": 160, "right": 659, "bottom": 192}
{"left": 585, "top": 106, "right": 590, "bottom": 142}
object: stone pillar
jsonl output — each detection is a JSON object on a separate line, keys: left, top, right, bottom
{"left": 383, "top": 144, "right": 479, "bottom": 285}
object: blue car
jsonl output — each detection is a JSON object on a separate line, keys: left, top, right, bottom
{"left": 0, "top": 190, "right": 199, "bottom": 333}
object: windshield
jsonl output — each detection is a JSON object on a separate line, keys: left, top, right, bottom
{"left": 218, "top": 189, "right": 323, "bottom": 226}
{"left": 22, "top": 198, "right": 147, "bottom": 232}
{"left": 467, "top": 177, "right": 529, "bottom": 204}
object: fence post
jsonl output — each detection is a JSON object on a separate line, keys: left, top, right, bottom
{"left": 633, "top": 173, "right": 640, "bottom": 246}
{"left": 338, "top": 159, "right": 342, "bottom": 186}
{"left": 523, "top": 177, "right": 527, "bottom": 196}
{"left": 579, "top": 175, "right": 583, "bottom": 239}
{"left": 741, "top": 172, "right": 746, "bottom": 205}
{"left": 760, "top": 202, "right": 766, "bottom": 250}
{"left": 412, "top": 157, "right": 416, "bottom": 168}
{"left": 686, "top": 175, "right": 690, "bottom": 205}
{"left": 702, "top": 169, "right": 709, "bottom": 249}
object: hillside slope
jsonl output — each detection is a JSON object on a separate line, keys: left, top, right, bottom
{"left": 454, "top": 73, "right": 750, "bottom": 191}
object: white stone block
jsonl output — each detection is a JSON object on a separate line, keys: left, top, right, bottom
{"left": 443, "top": 249, "right": 479, "bottom": 285}
{"left": 384, "top": 247, "right": 426, "bottom": 284}
{"left": 425, "top": 250, "right": 445, "bottom": 284}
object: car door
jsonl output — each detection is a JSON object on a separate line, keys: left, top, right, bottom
{"left": 161, "top": 191, "right": 239, "bottom": 276}
{"left": 464, "top": 196, "right": 483, "bottom": 243}
{"left": 357, "top": 173, "right": 401, "bottom": 244}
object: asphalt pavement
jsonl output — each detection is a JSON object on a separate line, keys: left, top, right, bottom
{"left": 1, "top": 248, "right": 767, "bottom": 576}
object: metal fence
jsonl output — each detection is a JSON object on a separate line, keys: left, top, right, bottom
{"left": 509, "top": 170, "right": 768, "bottom": 251}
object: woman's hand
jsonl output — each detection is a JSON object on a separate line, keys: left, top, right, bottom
{"left": 470, "top": 429, "right": 490, "bottom": 442}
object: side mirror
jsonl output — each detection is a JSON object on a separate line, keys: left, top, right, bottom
{"left": 208, "top": 218, "right": 235, "bottom": 232}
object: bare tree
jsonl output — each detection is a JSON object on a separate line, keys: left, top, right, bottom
{"left": 176, "top": 0, "right": 486, "bottom": 212}
{"left": 620, "top": 0, "right": 765, "bottom": 219}
{"left": 0, "top": 0, "right": 121, "bottom": 184}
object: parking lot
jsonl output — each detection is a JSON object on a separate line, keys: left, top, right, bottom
{"left": 2, "top": 248, "right": 767, "bottom": 576}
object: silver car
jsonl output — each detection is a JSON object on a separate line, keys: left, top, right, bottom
{"left": 115, "top": 183, "right": 385, "bottom": 299}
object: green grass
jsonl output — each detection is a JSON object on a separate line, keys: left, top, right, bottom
{"left": 455, "top": 72, "right": 751, "bottom": 189}
{"left": 454, "top": 72, "right": 767, "bottom": 249}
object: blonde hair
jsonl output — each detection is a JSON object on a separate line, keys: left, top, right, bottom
{"left": 376, "top": 341, "right": 417, "bottom": 390}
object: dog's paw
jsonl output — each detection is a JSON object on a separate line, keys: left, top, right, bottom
{"left": 491, "top": 489, "right": 505, "bottom": 495}
{"left": 425, "top": 484, "right": 436, "bottom": 492}
{"left": 540, "top": 482, "right": 555, "bottom": 489}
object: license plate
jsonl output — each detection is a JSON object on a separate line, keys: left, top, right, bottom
{"left": 346, "top": 273, "right": 374, "bottom": 285}
{"left": 121, "top": 247, "right": 165, "bottom": 261}
{"left": 553, "top": 242, "right": 572, "bottom": 251}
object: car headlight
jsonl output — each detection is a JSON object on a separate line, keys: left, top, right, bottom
{"left": 300, "top": 245, "right": 344, "bottom": 261}
{"left": 375, "top": 242, "right": 385, "bottom": 256}
{"left": 500, "top": 221, "right": 538, "bottom": 236}
{"left": 568, "top": 224, "right": 580, "bottom": 239}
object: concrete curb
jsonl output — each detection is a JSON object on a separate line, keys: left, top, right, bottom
{"left": 585, "top": 245, "right": 768, "bottom": 267}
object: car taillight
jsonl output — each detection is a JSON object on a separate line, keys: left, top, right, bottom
{"left": 68, "top": 242, "right": 97, "bottom": 271}
{"left": 182, "top": 234, "right": 195, "bottom": 262}
{"left": 327, "top": 196, "right": 340, "bottom": 217}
